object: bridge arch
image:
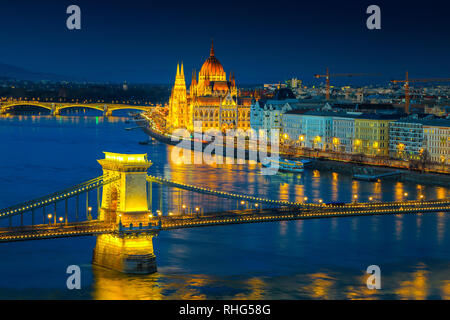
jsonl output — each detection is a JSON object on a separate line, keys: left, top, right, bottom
{"left": 56, "top": 105, "right": 104, "bottom": 114}
{"left": 105, "top": 106, "right": 151, "bottom": 116}
{"left": 0, "top": 103, "right": 53, "bottom": 114}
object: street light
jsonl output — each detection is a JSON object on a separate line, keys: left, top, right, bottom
{"left": 368, "top": 196, "right": 373, "bottom": 201}
{"left": 59, "top": 217, "right": 64, "bottom": 223}
{"left": 47, "top": 213, "right": 52, "bottom": 225}
{"left": 304, "top": 197, "right": 308, "bottom": 202}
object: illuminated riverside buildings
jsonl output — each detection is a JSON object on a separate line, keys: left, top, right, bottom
{"left": 354, "top": 114, "right": 401, "bottom": 156}
{"left": 423, "top": 119, "right": 450, "bottom": 164}
{"left": 250, "top": 88, "right": 301, "bottom": 139}
{"left": 167, "top": 42, "right": 252, "bottom": 132}
{"left": 388, "top": 118, "right": 450, "bottom": 163}
{"left": 293, "top": 111, "right": 334, "bottom": 150}
{"left": 281, "top": 111, "right": 359, "bottom": 151}
{"left": 282, "top": 110, "right": 307, "bottom": 147}
{"left": 389, "top": 119, "right": 425, "bottom": 159}
{"left": 278, "top": 111, "right": 402, "bottom": 154}
{"left": 279, "top": 110, "right": 449, "bottom": 164}
{"left": 331, "top": 113, "right": 360, "bottom": 153}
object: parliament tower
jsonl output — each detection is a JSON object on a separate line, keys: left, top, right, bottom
{"left": 168, "top": 42, "right": 251, "bottom": 132}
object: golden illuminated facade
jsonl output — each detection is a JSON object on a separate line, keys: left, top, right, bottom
{"left": 168, "top": 42, "right": 251, "bottom": 132}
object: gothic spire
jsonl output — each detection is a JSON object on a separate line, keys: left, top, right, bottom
{"left": 210, "top": 39, "right": 215, "bottom": 57}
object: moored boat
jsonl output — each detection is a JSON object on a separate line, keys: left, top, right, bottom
{"left": 262, "top": 158, "right": 304, "bottom": 173}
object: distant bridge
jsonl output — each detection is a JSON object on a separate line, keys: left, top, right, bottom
{"left": 0, "top": 100, "right": 156, "bottom": 116}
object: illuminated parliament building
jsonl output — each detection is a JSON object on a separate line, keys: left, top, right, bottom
{"left": 168, "top": 42, "right": 252, "bottom": 132}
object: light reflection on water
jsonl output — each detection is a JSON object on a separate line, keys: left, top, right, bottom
{"left": 90, "top": 262, "right": 450, "bottom": 300}
{"left": 0, "top": 114, "right": 449, "bottom": 300}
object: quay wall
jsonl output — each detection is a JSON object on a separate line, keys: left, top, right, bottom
{"left": 307, "top": 158, "right": 450, "bottom": 187}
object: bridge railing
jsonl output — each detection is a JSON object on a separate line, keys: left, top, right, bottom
{"left": 146, "top": 175, "right": 450, "bottom": 212}
{"left": 146, "top": 175, "right": 322, "bottom": 209}
{"left": 0, "top": 175, "right": 120, "bottom": 226}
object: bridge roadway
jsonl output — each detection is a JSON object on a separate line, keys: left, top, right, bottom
{"left": 0, "top": 221, "right": 113, "bottom": 242}
{"left": 0, "top": 199, "right": 448, "bottom": 242}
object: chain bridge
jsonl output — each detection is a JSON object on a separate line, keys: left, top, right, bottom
{"left": 0, "top": 152, "right": 448, "bottom": 274}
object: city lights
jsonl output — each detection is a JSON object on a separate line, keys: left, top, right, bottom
{"left": 0, "top": 7, "right": 448, "bottom": 302}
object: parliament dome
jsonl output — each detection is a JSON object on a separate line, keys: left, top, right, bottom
{"left": 199, "top": 41, "right": 226, "bottom": 81}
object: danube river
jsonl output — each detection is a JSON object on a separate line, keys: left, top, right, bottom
{"left": 0, "top": 114, "right": 449, "bottom": 299}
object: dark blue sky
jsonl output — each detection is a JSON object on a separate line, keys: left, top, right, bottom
{"left": 0, "top": 0, "right": 449, "bottom": 85}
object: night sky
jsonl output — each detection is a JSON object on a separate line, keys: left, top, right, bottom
{"left": 0, "top": 0, "right": 449, "bottom": 85}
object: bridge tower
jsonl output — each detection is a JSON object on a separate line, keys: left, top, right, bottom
{"left": 93, "top": 152, "right": 158, "bottom": 274}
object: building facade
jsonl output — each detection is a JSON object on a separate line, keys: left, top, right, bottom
{"left": 168, "top": 42, "right": 251, "bottom": 132}
{"left": 282, "top": 110, "right": 307, "bottom": 147}
{"left": 250, "top": 88, "right": 299, "bottom": 139}
{"left": 423, "top": 119, "right": 450, "bottom": 164}
{"left": 389, "top": 119, "right": 424, "bottom": 159}
{"left": 354, "top": 114, "right": 400, "bottom": 156}
{"left": 332, "top": 113, "right": 359, "bottom": 153}
{"left": 298, "top": 111, "right": 334, "bottom": 150}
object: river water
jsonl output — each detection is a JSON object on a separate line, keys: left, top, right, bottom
{"left": 0, "top": 113, "right": 449, "bottom": 299}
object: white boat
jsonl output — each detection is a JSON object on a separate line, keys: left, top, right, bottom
{"left": 262, "top": 158, "right": 304, "bottom": 173}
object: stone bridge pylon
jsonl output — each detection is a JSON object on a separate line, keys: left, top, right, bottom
{"left": 92, "top": 152, "right": 159, "bottom": 274}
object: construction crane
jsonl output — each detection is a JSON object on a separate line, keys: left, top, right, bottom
{"left": 314, "top": 68, "right": 379, "bottom": 100}
{"left": 391, "top": 71, "right": 450, "bottom": 114}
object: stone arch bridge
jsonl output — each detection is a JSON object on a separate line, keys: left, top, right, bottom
{"left": 0, "top": 101, "right": 155, "bottom": 116}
